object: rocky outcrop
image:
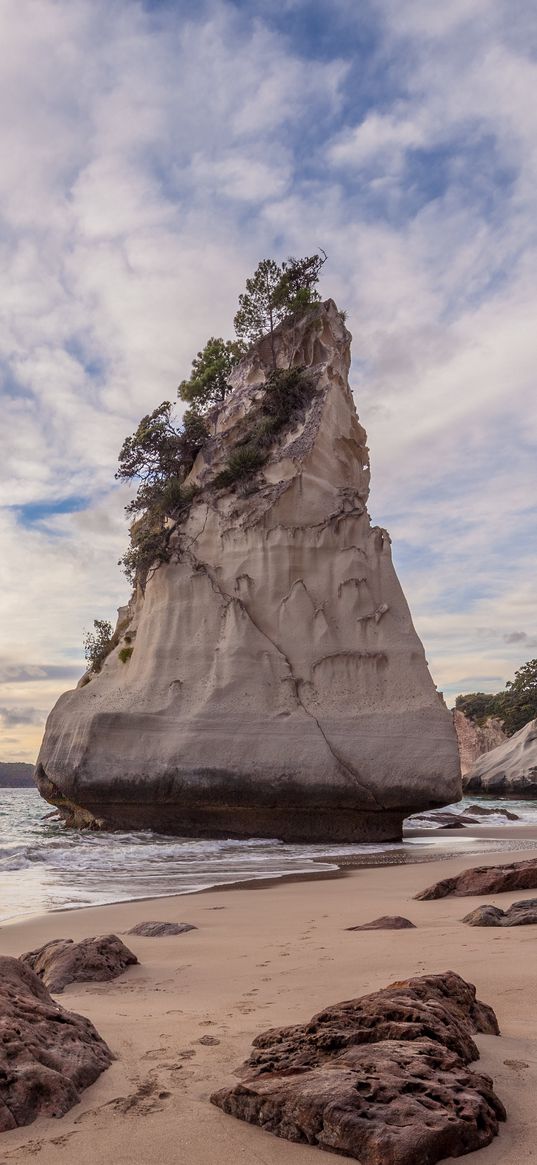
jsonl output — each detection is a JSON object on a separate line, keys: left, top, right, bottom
{"left": 21, "top": 935, "right": 138, "bottom": 993}
{"left": 127, "top": 920, "right": 196, "bottom": 937}
{"left": 464, "top": 718, "right": 537, "bottom": 796}
{"left": 35, "top": 300, "right": 460, "bottom": 842}
{"left": 463, "top": 899, "right": 537, "bottom": 927}
{"left": 416, "top": 856, "right": 537, "bottom": 900}
{"left": 0, "top": 956, "right": 112, "bottom": 1131}
{"left": 211, "top": 971, "right": 504, "bottom": 1164}
{"left": 454, "top": 711, "right": 506, "bottom": 777}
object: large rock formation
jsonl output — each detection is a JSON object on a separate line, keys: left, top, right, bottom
{"left": 211, "top": 972, "right": 504, "bottom": 1165}
{"left": 35, "top": 300, "right": 460, "bottom": 841}
{"left": 464, "top": 718, "right": 537, "bottom": 796}
{"left": 453, "top": 710, "right": 506, "bottom": 777}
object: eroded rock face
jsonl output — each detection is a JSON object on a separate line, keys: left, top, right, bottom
{"left": 0, "top": 955, "right": 112, "bottom": 1132}
{"left": 415, "top": 856, "right": 537, "bottom": 900}
{"left": 463, "top": 898, "right": 537, "bottom": 927}
{"left": 464, "top": 718, "right": 537, "bottom": 797}
{"left": 210, "top": 971, "right": 504, "bottom": 1165}
{"left": 35, "top": 300, "right": 460, "bottom": 842}
{"left": 454, "top": 711, "right": 507, "bottom": 777}
{"left": 21, "top": 935, "right": 138, "bottom": 993}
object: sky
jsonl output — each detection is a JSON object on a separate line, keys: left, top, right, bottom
{"left": 1, "top": 0, "right": 536, "bottom": 762}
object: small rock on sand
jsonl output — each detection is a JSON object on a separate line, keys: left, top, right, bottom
{"left": 127, "top": 921, "right": 197, "bottom": 937}
{"left": 346, "top": 915, "right": 416, "bottom": 931}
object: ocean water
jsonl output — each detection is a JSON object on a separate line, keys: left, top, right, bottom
{"left": 1, "top": 788, "right": 537, "bottom": 923}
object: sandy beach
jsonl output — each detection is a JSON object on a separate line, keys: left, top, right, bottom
{"left": 1, "top": 837, "right": 537, "bottom": 1165}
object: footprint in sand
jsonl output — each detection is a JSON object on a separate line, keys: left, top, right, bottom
{"left": 504, "top": 1059, "right": 529, "bottom": 1072}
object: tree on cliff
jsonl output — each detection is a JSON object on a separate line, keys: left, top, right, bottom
{"left": 84, "top": 619, "right": 113, "bottom": 673}
{"left": 455, "top": 692, "right": 497, "bottom": 724}
{"left": 178, "top": 337, "right": 245, "bottom": 414}
{"left": 116, "top": 402, "right": 207, "bottom": 517}
{"left": 234, "top": 252, "right": 327, "bottom": 366}
{"left": 492, "top": 658, "right": 537, "bottom": 736}
{"left": 116, "top": 403, "right": 208, "bottom": 584}
{"left": 457, "top": 658, "right": 537, "bottom": 736}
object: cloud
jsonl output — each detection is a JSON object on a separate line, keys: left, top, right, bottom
{"left": 0, "top": 706, "right": 44, "bottom": 728}
{"left": 0, "top": 0, "right": 536, "bottom": 759}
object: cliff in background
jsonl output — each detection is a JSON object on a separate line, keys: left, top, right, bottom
{"left": 35, "top": 300, "right": 460, "bottom": 841}
{"left": 453, "top": 711, "right": 507, "bottom": 778}
{"left": 464, "top": 719, "right": 537, "bottom": 797}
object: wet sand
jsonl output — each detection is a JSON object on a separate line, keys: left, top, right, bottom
{"left": 1, "top": 836, "right": 537, "bottom": 1165}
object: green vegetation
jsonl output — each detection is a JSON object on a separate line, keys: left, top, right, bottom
{"left": 116, "top": 405, "right": 207, "bottom": 585}
{"left": 493, "top": 658, "right": 537, "bottom": 735}
{"left": 456, "top": 658, "right": 537, "bottom": 736}
{"left": 117, "top": 251, "right": 327, "bottom": 588}
{"left": 213, "top": 366, "right": 315, "bottom": 489}
{"left": 118, "top": 646, "right": 134, "bottom": 664}
{"left": 178, "top": 337, "right": 245, "bottom": 413}
{"left": 83, "top": 619, "right": 114, "bottom": 673}
{"left": 234, "top": 253, "right": 326, "bottom": 367}
{"left": 455, "top": 692, "right": 497, "bottom": 724}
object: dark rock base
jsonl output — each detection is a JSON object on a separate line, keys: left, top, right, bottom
{"left": 34, "top": 772, "right": 416, "bottom": 842}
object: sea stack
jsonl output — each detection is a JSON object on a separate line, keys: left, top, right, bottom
{"left": 35, "top": 300, "right": 460, "bottom": 841}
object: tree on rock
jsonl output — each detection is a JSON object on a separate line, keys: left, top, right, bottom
{"left": 84, "top": 619, "right": 114, "bottom": 673}
{"left": 493, "top": 658, "right": 537, "bottom": 736}
{"left": 178, "top": 337, "right": 244, "bottom": 414}
{"left": 234, "top": 252, "right": 327, "bottom": 366}
{"left": 116, "top": 403, "right": 208, "bottom": 585}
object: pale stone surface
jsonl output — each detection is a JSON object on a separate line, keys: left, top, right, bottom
{"left": 35, "top": 301, "right": 460, "bottom": 841}
{"left": 464, "top": 718, "right": 537, "bottom": 796}
{"left": 453, "top": 710, "right": 506, "bottom": 777}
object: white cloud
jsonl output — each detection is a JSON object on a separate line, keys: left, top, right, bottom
{"left": 0, "top": 0, "right": 536, "bottom": 757}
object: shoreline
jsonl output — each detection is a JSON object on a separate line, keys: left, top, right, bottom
{"left": 2, "top": 837, "right": 537, "bottom": 1162}
{"left": 4, "top": 823, "right": 537, "bottom": 928}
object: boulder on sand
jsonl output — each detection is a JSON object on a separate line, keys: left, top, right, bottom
{"left": 415, "top": 856, "right": 537, "bottom": 900}
{"left": 211, "top": 971, "right": 504, "bottom": 1165}
{"left": 463, "top": 899, "right": 537, "bottom": 927}
{"left": 21, "top": 934, "right": 138, "bottom": 993}
{"left": 346, "top": 916, "right": 415, "bottom": 931}
{"left": 0, "top": 955, "right": 112, "bottom": 1132}
{"left": 126, "top": 920, "right": 196, "bottom": 937}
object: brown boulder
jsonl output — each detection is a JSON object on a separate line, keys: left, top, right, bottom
{"left": 346, "top": 916, "right": 416, "bottom": 931}
{"left": 0, "top": 955, "right": 112, "bottom": 1132}
{"left": 463, "top": 898, "right": 537, "bottom": 927}
{"left": 126, "top": 920, "right": 197, "bottom": 937}
{"left": 415, "top": 856, "right": 537, "bottom": 900}
{"left": 211, "top": 972, "right": 504, "bottom": 1164}
{"left": 21, "top": 934, "right": 138, "bottom": 993}
{"left": 242, "top": 972, "right": 498, "bottom": 1076}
